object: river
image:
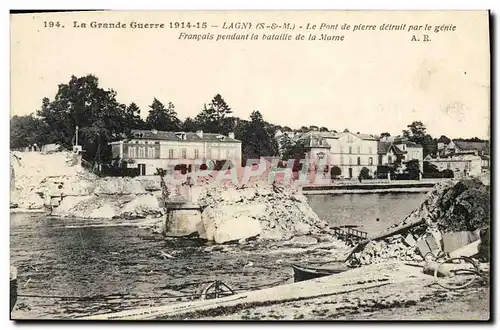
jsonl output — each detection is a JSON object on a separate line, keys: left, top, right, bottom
{"left": 10, "top": 192, "right": 426, "bottom": 319}
{"left": 306, "top": 192, "right": 427, "bottom": 234}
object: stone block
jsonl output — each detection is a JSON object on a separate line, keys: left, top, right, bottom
{"left": 404, "top": 234, "right": 417, "bottom": 247}
{"left": 425, "top": 233, "right": 441, "bottom": 252}
{"left": 415, "top": 238, "right": 431, "bottom": 257}
{"left": 442, "top": 231, "right": 473, "bottom": 253}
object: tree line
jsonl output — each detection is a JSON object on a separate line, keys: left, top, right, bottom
{"left": 10, "top": 74, "right": 487, "bottom": 167}
{"left": 10, "top": 74, "right": 279, "bottom": 165}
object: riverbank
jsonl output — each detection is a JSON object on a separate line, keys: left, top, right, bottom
{"left": 301, "top": 179, "right": 444, "bottom": 195}
{"left": 201, "top": 275, "right": 489, "bottom": 320}
{"left": 10, "top": 212, "right": 347, "bottom": 320}
{"left": 303, "top": 187, "right": 432, "bottom": 195}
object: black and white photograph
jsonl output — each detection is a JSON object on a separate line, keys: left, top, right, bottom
{"left": 9, "top": 9, "right": 491, "bottom": 321}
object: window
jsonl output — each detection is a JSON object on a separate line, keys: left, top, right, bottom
{"left": 168, "top": 149, "right": 174, "bottom": 159}
{"left": 388, "top": 155, "right": 393, "bottom": 163}
{"left": 349, "top": 157, "right": 352, "bottom": 165}
{"left": 182, "top": 149, "right": 187, "bottom": 159}
{"left": 226, "top": 149, "right": 231, "bottom": 159}
{"left": 349, "top": 146, "right": 352, "bottom": 154}
{"left": 147, "top": 147, "right": 155, "bottom": 158}
{"left": 340, "top": 146, "right": 344, "bottom": 153}
{"left": 128, "top": 146, "right": 136, "bottom": 158}
{"left": 357, "top": 157, "right": 361, "bottom": 165}
{"left": 138, "top": 147, "right": 145, "bottom": 158}
{"left": 369, "top": 157, "right": 373, "bottom": 165}
{"left": 194, "top": 149, "right": 199, "bottom": 159}
{"left": 357, "top": 146, "right": 361, "bottom": 154}
{"left": 465, "top": 162, "right": 469, "bottom": 171}
{"left": 447, "top": 162, "right": 451, "bottom": 169}
{"left": 340, "top": 156, "right": 344, "bottom": 165}
{"left": 368, "top": 147, "right": 372, "bottom": 154}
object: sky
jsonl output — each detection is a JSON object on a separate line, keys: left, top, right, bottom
{"left": 10, "top": 10, "right": 490, "bottom": 139}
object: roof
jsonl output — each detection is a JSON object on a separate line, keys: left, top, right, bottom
{"left": 392, "top": 145, "right": 406, "bottom": 155}
{"left": 351, "top": 132, "right": 378, "bottom": 141}
{"left": 296, "top": 132, "right": 335, "bottom": 148}
{"left": 437, "top": 135, "right": 451, "bottom": 144}
{"left": 453, "top": 141, "right": 489, "bottom": 154}
{"left": 126, "top": 129, "right": 241, "bottom": 143}
{"left": 298, "top": 130, "right": 378, "bottom": 149}
{"left": 377, "top": 142, "right": 405, "bottom": 155}
{"left": 425, "top": 154, "right": 481, "bottom": 161}
{"left": 404, "top": 141, "right": 422, "bottom": 148}
{"left": 392, "top": 138, "right": 422, "bottom": 148}
{"left": 377, "top": 142, "right": 392, "bottom": 154}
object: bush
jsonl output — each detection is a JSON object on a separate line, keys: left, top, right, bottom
{"left": 359, "top": 167, "right": 371, "bottom": 179}
{"left": 330, "top": 165, "right": 341, "bottom": 179}
{"left": 376, "top": 165, "right": 395, "bottom": 179}
{"left": 442, "top": 169, "right": 454, "bottom": 178}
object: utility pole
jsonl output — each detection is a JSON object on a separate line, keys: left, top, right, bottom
{"left": 75, "top": 125, "right": 79, "bottom": 146}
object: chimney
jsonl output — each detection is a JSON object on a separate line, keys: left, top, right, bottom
{"left": 196, "top": 130, "right": 203, "bottom": 138}
{"left": 228, "top": 132, "right": 235, "bottom": 139}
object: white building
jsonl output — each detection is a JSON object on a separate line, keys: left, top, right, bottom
{"left": 110, "top": 129, "right": 242, "bottom": 175}
{"left": 378, "top": 138, "right": 424, "bottom": 173}
{"left": 299, "top": 130, "right": 378, "bottom": 179}
{"left": 424, "top": 153, "right": 482, "bottom": 178}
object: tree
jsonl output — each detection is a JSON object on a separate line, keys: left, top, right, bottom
{"left": 298, "top": 126, "right": 309, "bottom": 133}
{"left": 405, "top": 159, "right": 421, "bottom": 180}
{"left": 146, "top": 98, "right": 181, "bottom": 131}
{"left": 125, "top": 102, "right": 146, "bottom": 131}
{"left": 182, "top": 117, "right": 199, "bottom": 132}
{"left": 237, "top": 110, "right": 279, "bottom": 162}
{"left": 403, "top": 121, "right": 436, "bottom": 157}
{"left": 37, "top": 74, "right": 134, "bottom": 164}
{"left": 10, "top": 114, "right": 55, "bottom": 149}
{"left": 330, "top": 165, "right": 341, "bottom": 179}
{"left": 406, "top": 121, "right": 427, "bottom": 142}
{"left": 319, "top": 126, "right": 329, "bottom": 132}
{"left": 278, "top": 133, "right": 294, "bottom": 157}
{"left": 442, "top": 169, "right": 454, "bottom": 178}
{"left": 380, "top": 132, "right": 391, "bottom": 138}
{"left": 309, "top": 125, "right": 319, "bottom": 131}
{"left": 194, "top": 94, "right": 232, "bottom": 133}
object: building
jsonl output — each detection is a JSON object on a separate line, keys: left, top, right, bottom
{"left": 436, "top": 138, "right": 489, "bottom": 170}
{"left": 109, "top": 129, "right": 242, "bottom": 175}
{"left": 298, "top": 130, "right": 378, "bottom": 179}
{"left": 424, "top": 153, "right": 482, "bottom": 178}
{"left": 437, "top": 135, "right": 452, "bottom": 151}
{"left": 377, "top": 138, "right": 424, "bottom": 173}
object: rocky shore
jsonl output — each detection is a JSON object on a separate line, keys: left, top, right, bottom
{"left": 348, "top": 178, "right": 490, "bottom": 266}
{"left": 10, "top": 151, "right": 333, "bottom": 245}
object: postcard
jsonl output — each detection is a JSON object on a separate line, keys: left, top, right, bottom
{"left": 10, "top": 10, "right": 490, "bottom": 321}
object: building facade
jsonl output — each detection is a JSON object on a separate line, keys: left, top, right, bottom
{"left": 110, "top": 129, "right": 242, "bottom": 175}
{"left": 300, "top": 131, "right": 378, "bottom": 179}
{"left": 435, "top": 138, "right": 489, "bottom": 170}
{"left": 424, "top": 153, "right": 482, "bottom": 178}
{"left": 377, "top": 138, "right": 424, "bottom": 173}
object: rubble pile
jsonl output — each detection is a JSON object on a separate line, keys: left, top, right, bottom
{"left": 350, "top": 234, "right": 424, "bottom": 266}
{"left": 350, "top": 179, "right": 490, "bottom": 266}
{"left": 197, "top": 182, "right": 330, "bottom": 243}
